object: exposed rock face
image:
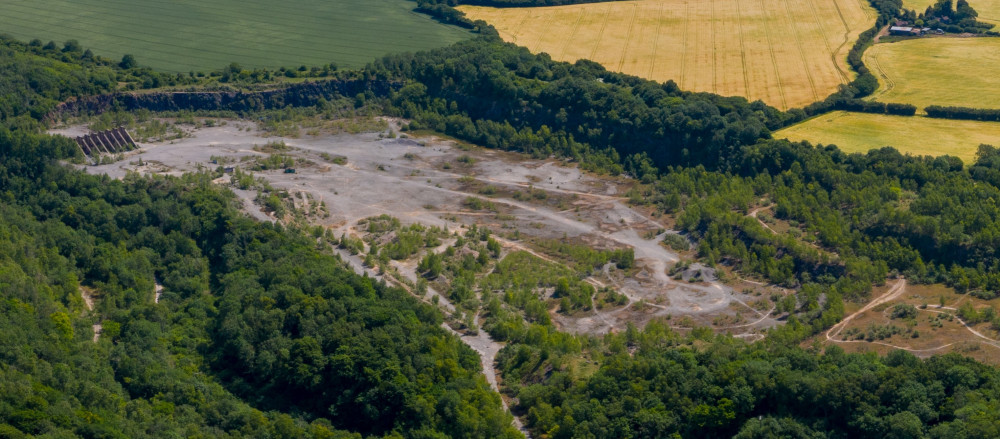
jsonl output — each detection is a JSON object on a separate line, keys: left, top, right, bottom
{"left": 48, "top": 79, "right": 399, "bottom": 121}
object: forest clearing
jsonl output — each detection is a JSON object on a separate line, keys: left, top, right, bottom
{"left": 459, "top": 0, "right": 875, "bottom": 109}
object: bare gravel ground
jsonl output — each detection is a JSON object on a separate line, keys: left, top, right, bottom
{"left": 56, "top": 119, "right": 782, "bottom": 436}
{"left": 56, "top": 119, "right": 778, "bottom": 337}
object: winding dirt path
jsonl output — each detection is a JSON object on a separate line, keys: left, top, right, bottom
{"left": 824, "top": 277, "right": 1000, "bottom": 353}
{"left": 748, "top": 205, "right": 777, "bottom": 234}
{"left": 826, "top": 277, "right": 906, "bottom": 341}
{"left": 331, "top": 224, "right": 529, "bottom": 437}
{"left": 79, "top": 287, "right": 102, "bottom": 342}
{"left": 921, "top": 308, "right": 1000, "bottom": 348}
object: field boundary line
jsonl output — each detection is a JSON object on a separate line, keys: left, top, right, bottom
{"left": 782, "top": 0, "right": 819, "bottom": 101}
{"left": 734, "top": 0, "right": 752, "bottom": 99}
{"left": 590, "top": 4, "right": 614, "bottom": 61}
{"left": 617, "top": 3, "right": 639, "bottom": 71}
{"left": 759, "top": 0, "right": 787, "bottom": 108}
{"left": 649, "top": 1, "right": 666, "bottom": 79}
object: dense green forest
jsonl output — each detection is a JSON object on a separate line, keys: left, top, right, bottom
{"left": 498, "top": 323, "right": 1000, "bottom": 438}
{"left": 0, "top": 39, "right": 517, "bottom": 438}
{"left": 369, "top": 39, "right": 791, "bottom": 172}
{"left": 909, "top": 0, "right": 996, "bottom": 34}
{"left": 0, "top": 133, "right": 518, "bottom": 438}
{"left": 5, "top": 9, "right": 1000, "bottom": 437}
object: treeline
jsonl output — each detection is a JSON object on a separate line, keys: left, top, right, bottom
{"left": 1, "top": 33, "right": 352, "bottom": 121}
{"left": 371, "top": 38, "right": 791, "bottom": 173}
{"left": 417, "top": 0, "right": 623, "bottom": 7}
{"left": 0, "top": 37, "right": 116, "bottom": 125}
{"left": 0, "top": 34, "right": 204, "bottom": 100}
{"left": 913, "top": 0, "right": 997, "bottom": 34}
{"left": 818, "top": 97, "right": 917, "bottom": 116}
{"left": 805, "top": 0, "right": 903, "bottom": 115}
{"left": 925, "top": 105, "right": 1000, "bottom": 121}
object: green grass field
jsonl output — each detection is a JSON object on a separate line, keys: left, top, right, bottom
{"left": 0, "top": 0, "right": 470, "bottom": 72}
{"left": 775, "top": 111, "right": 1000, "bottom": 163}
{"left": 866, "top": 38, "right": 1000, "bottom": 110}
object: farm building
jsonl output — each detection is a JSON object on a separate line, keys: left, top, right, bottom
{"left": 890, "top": 26, "right": 922, "bottom": 36}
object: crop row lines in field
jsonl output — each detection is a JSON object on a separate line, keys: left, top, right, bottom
{"left": 857, "top": 0, "right": 877, "bottom": 22}
{"left": 0, "top": 17, "right": 249, "bottom": 69}
{"left": 5, "top": 0, "right": 455, "bottom": 51}
{"left": 759, "top": 0, "right": 788, "bottom": 109}
{"left": 590, "top": 4, "right": 613, "bottom": 62}
{"left": 711, "top": 0, "right": 719, "bottom": 93}
{"left": 0, "top": 14, "right": 435, "bottom": 60}
{"left": 510, "top": 8, "right": 533, "bottom": 45}
{"left": 557, "top": 9, "right": 586, "bottom": 60}
{"left": 462, "top": 0, "right": 875, "bottom": 109}
{"left": 617, "top": 3, "right": 638, "bottom": 72}
{"left": 0, "top": 12, "right": 359, "bottom": 67}
{"left": 16, "top": 0, "right": 440, "bottom": 35}
{"left": 15, "top": 0, "right": 460, "bottom": 46}
{"left": 806, "top": 0, "right": 844, "bottom": 84}
{"left": 675, "top": 1, "right": 686, "bottom": 86}
{"left": 734, "top": 0, "right": 752, "bottom": 100}
{"left": 865, "top": 45, "right": 896, "bottom": 100}
{"left": 1, "top": 0, "right": 468, "bottom": 71}
{"left": 830, "top": 0, "right": 855, "bottom": 82}
{"left": 783, "top": 0, "right": 820, "bottom": 101}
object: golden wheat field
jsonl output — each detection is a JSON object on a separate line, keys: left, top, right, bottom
{"left": 865, "top": 38, "right": 1000, "bottom": 110}
{"left": 775, "top": 111, "right": 1000, "bottom": 163}
{"left": 902, "top": 0, "right": 1000, "bottom": 26}
{"left": 460, "top": 0, "right": 876, "bottom": 109}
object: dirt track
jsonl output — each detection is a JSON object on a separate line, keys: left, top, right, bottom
{"left": 827, "top": 277, "right": 907, "bottom": 341}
